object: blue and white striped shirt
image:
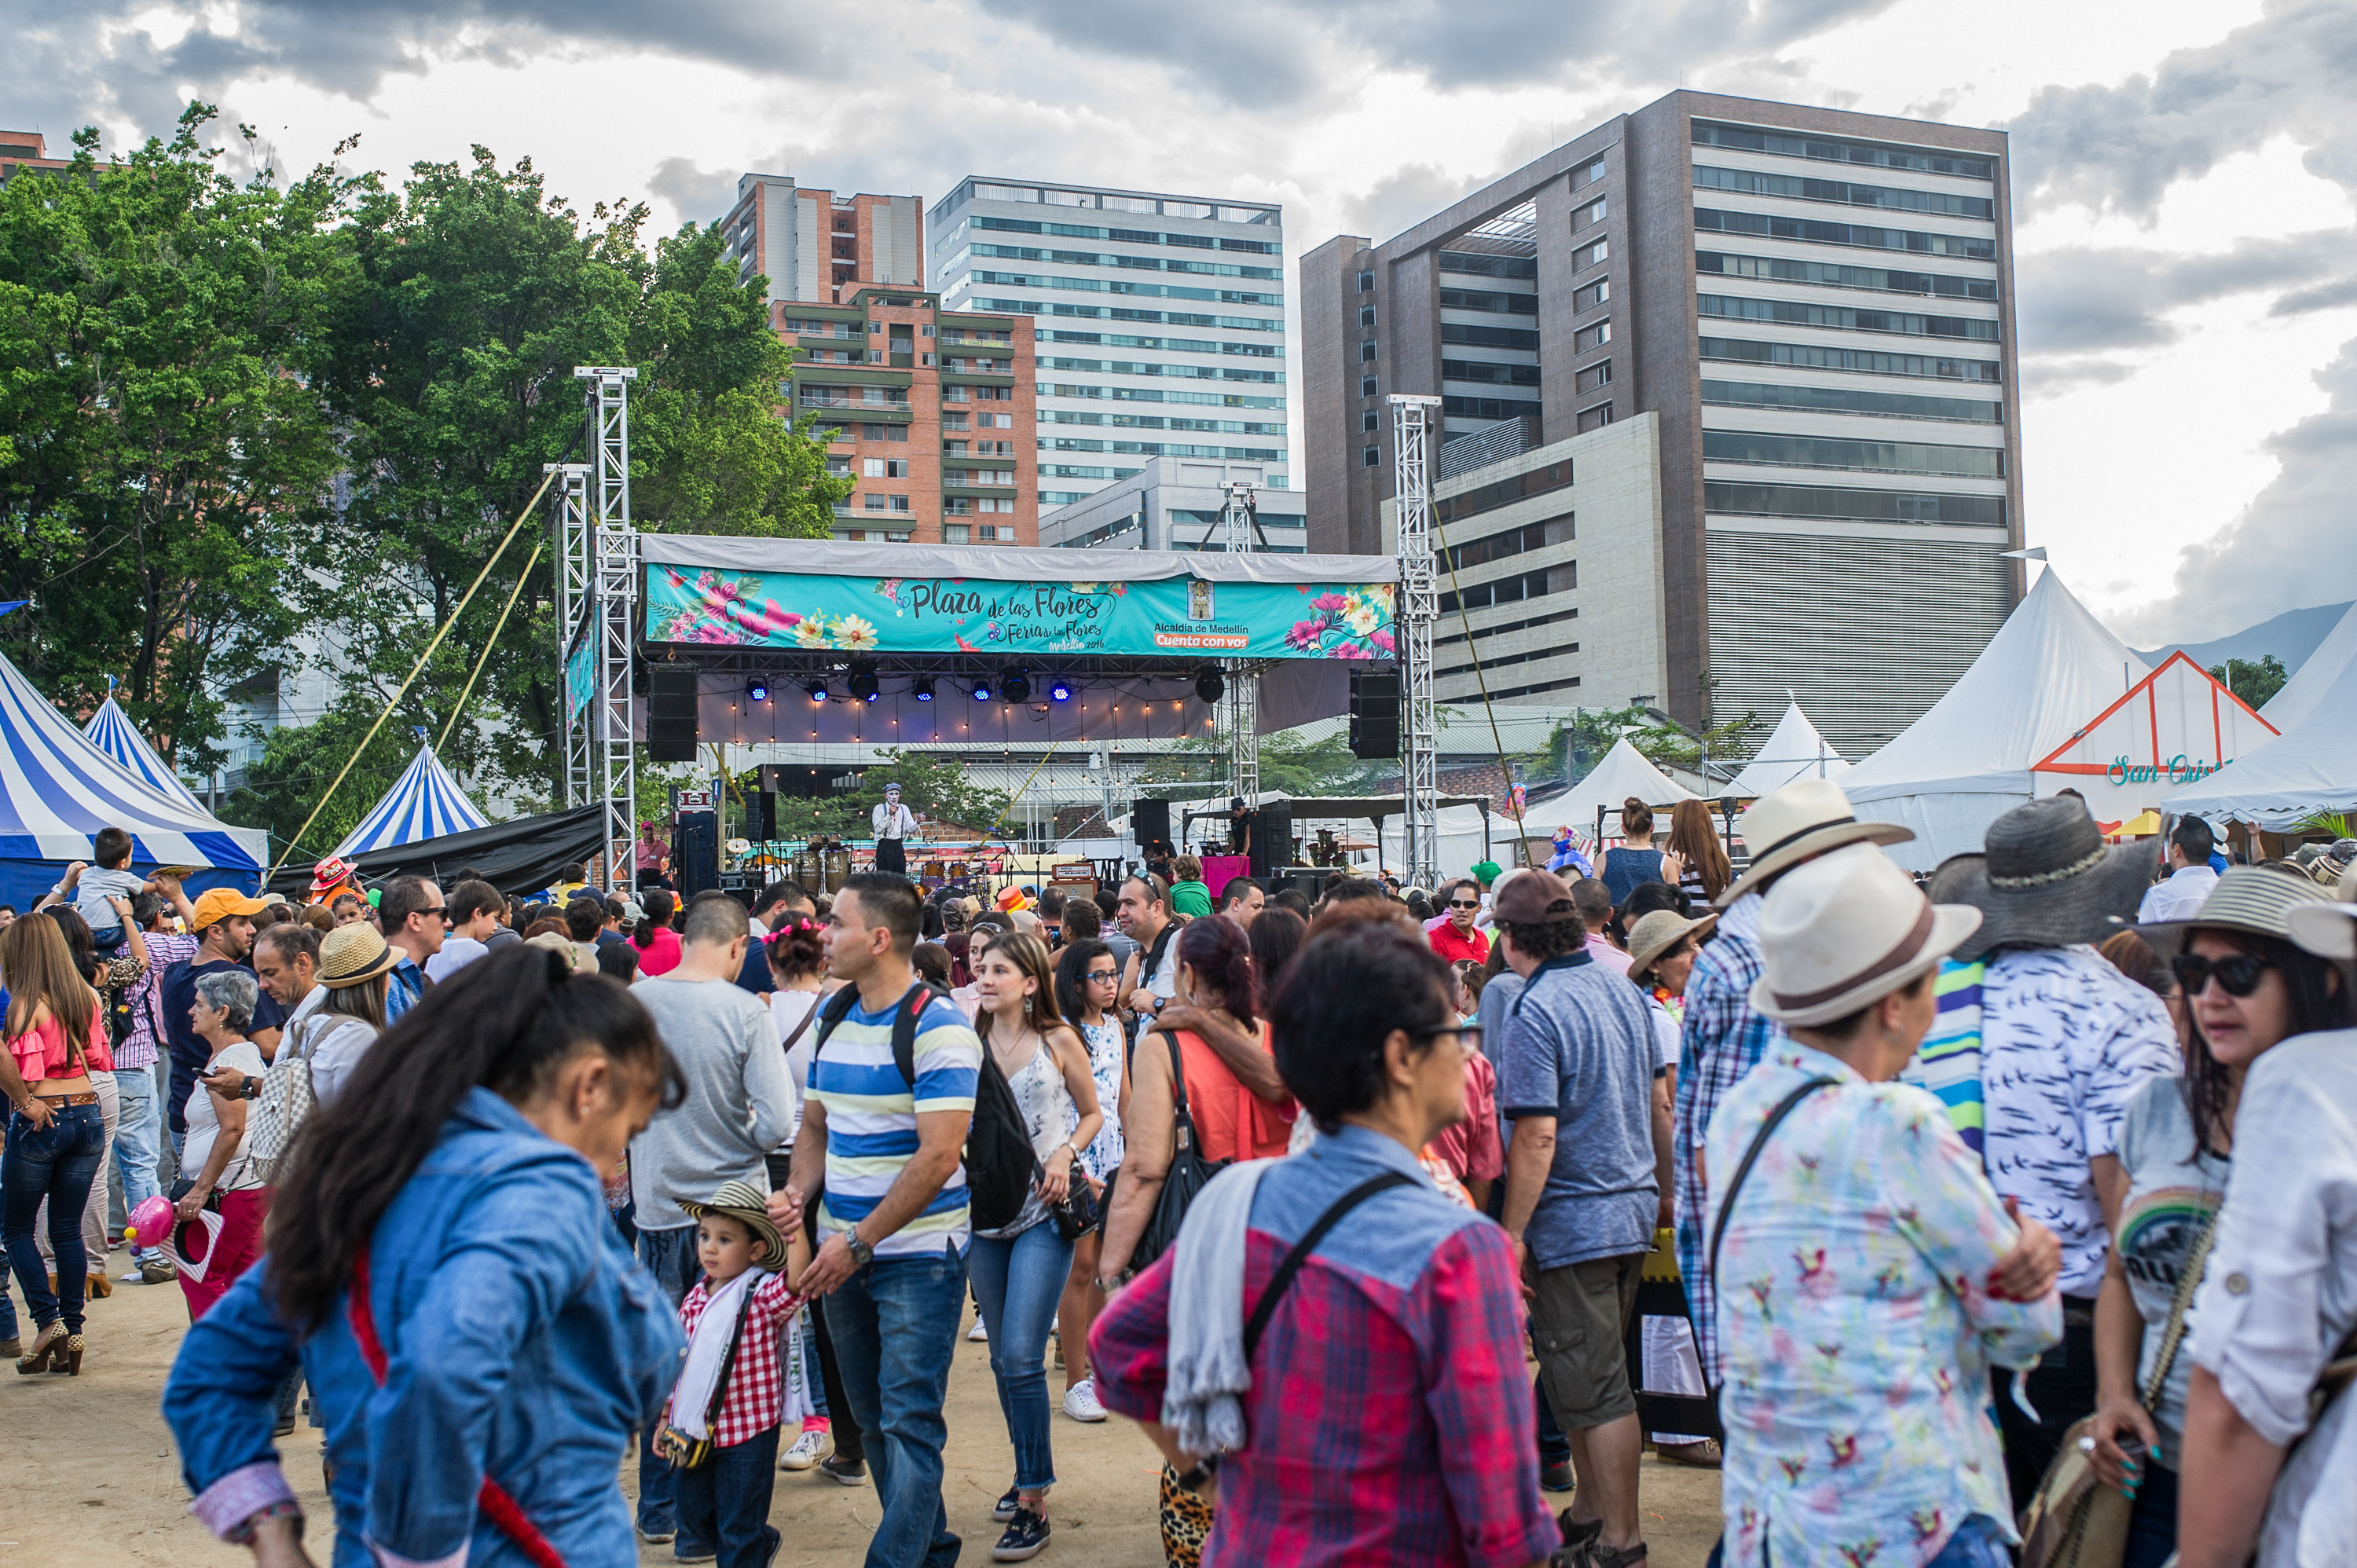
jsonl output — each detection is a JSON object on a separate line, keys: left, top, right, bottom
{"left": 808, "top": 990, "right": 981, "bottom": 1258}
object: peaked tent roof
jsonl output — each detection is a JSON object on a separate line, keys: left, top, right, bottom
{"left": 2261, "top": 597, "right": 2357, "bottom": 735}
{"left": 328, "top": 746, "right": 490, "bottom": 860}
{"left": 0, "top": 650, "right": 262, "bottom": 880}
{"left": 2032, "top": 651, "right": 2277, "bottom": 783}
{"left": 2163, "top": 650, "right": 2357, "bottom": 828}
{"left": 83, "top": 695, "right": 207, "bottom": 813}
{"left": 1844, "top": 571, "right": 2149, "bottom": 867}
{"left": 1728, "top": 702, "right": 1852, "bottom": 797}
{"left": 1512, "top": 738, "right": 1696, "bottom": 835}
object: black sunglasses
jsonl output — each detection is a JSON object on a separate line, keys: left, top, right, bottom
{"left": 1449, "top": 899, "right": 1480, "bottom": 910}
{"left": 2172, "top": 951, "right": 2275, "bottom": 998}
{"left": 415, "top": 907, "right": 451, "bottom": 924}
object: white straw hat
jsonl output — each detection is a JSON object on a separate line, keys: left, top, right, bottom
{"left": 1720, "top": 779, "right": 1913, "bottom": 909}
{"left": 1749, "top": 843, "right": 1982, "bottom": 1028}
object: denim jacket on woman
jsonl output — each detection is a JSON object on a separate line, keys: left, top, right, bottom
{"left": 163, "top": 1086, "right": 687, "bottom": 1568}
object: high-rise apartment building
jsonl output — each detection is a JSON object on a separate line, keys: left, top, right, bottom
{"left": 780, "top": 285, "right": 1039, "bottom": 546}
{"left": 722, "top": 174, "right": 922, "bottom": 309}
{"left": 927, "top": 179, "right": 1287, "bottom": 511}
{"left": 1306, "top": 91, "right": 2022, "bottom": 753}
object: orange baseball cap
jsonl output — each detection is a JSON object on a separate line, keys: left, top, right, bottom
{"left": 190, "top": 888, "right": 271, "bottom": 930}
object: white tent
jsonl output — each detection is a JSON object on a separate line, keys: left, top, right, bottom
{"left": 2162, "top": 652, "right": 2357, "bottom": 829}
{"left": 2030, "top": 652, "right": 2278, "bottom": 822}
{"left": 2261, "top": 598, "right": 2357, "bottom": 735}
{"left": 1728, "top": 702, "right": 1852, "bottom": 797}
{"left": 1377, "top": 804, "right": 1524, "bottom": 885}
{"left": 1513, "top": 738, "right": 1696, "bottom": 836}
{"left": 1845, "top": 571, "right": 2149, "bottom": 870}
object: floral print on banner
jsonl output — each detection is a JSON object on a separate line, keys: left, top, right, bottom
{"left": 1705, "top": 1040, "right": 2061, "bottom": 1568}
{"left": 1283, "top": 584, "right": 1395, "bottom": 658}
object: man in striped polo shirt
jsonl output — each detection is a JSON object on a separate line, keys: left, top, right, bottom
{"left": 775, "top": 872, "right": 980, "bottom": 1568}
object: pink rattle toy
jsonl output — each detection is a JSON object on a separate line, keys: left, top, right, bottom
{"left": 127, "top": 1194, "right": 176, "bottom": 1250}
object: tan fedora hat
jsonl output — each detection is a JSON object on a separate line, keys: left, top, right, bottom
{"left": 679, "top": 1177, "right": 790, "bottom": 1268}
{"left": 1718, "top": 778, "right": 1913, "bottom": 909}
{"left": 1626, "top": 908, "right": 1717, "bottom": 981}
{"left": 1748, "top": 844, "right": 1982, "bottom": 1028}
{"left": 317, "top": 922, "right": 400, "bottom": 989}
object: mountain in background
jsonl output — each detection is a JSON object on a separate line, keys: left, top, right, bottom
{"left": 2135, "top": 601, "right": 2352, "bottom": 675}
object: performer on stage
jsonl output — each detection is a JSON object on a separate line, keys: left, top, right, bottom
{"left": 871, "top": 781, "right": 918, "bottom": 876}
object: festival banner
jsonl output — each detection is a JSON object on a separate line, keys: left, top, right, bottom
{"left": 645, "top": 565, "right": 1396, "bottom": 661}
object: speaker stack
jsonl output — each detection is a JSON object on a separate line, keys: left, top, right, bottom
{"left": 648, "top": 668, "right": 699, "bottom": 762}
{"left": 1349, "top": 667, "right": 1400, "bottom": 760}
{"left": 1132, "top": 797, "right": 1173, "bottom": 854}
{"left": 1250, "top": 799, "right": 1292, "bottom": 879}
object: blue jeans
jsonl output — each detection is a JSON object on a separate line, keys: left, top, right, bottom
{"left": 676, "top": 1423, "right": 782, "bottom": 1568}
{"left": 824, "top": 1242, "right": 970, "bottom": 1568}
{"left": 113, "top": 1064, "right": 166, "bottom": 1264}
{"left": 967, "top": 1220, "right": 1074, "bottom": 1492}
{"left": 633, "top": 1225, "right": 698, "bottom": 1541}
{"left": 3, "top": 1103, "right": 107, "bottom": 1332}
{"left": 2124, "top": 1460, "right": 2179, "bottom": 1568}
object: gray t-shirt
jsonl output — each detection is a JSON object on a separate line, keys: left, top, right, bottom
{"left": 629, "top": 974, "right": 797, "bottom": 1229}
{"left": 1477, "top": 969, "right": 1525, "bottom": 1152}
{"left": 1498, "top": 952, "right": 1666, "bottom": 1269}
{"left": 2115, "top": 1074, "right": 2227, "bottom": 1466}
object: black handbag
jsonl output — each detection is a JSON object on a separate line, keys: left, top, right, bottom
{"left": 1047, "top": 1160, "right": 1102, "bottom": 1240}
{"left": 1105, "top": 1030, "right": 1226, "bottom": 1269}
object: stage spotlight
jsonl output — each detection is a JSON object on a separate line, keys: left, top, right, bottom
{"left": 807, "top": 679, "right": 829, "bottom": 703}
{"left": 1194, "top": 664, "right": 1226, "bottom": 705}
{"left": 1001, "top": 667, "right": 1032, "bottom": 704}
{"left": 912, "top": 676, "right": 936, "bottom": 702}
{"left": 848, "top": 661, "right": 881, "bottom": 702}
{"left": 1048, "top": 676, "right": 1075, "bottom": 702}
{"left": 971, "top": 679, "right": 992, "bottom": 702}
{"left": 746, "top": 676, "right": 770, "bottom": 703}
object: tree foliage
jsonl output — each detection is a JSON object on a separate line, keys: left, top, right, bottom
{"left": 1532, "top": 705, "right": 1758, "bottom": 790}
{"left": 731, "top": 749, "right": 1014, "bottom": 844}
{"left": 2209, "top": 654, "right": 2287, "bottom": 710}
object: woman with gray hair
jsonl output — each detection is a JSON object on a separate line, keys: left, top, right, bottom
{"left": 174, "top": 966, "right": 269, "bottom": 1321}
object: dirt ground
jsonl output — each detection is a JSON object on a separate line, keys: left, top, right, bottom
{"left": 2, "top": 1262, "right": 1722, "bottom": 1567}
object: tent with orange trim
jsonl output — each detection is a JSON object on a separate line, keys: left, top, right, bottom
{"left": 2031, "top": 651, "right": 2278, "bottom": 824}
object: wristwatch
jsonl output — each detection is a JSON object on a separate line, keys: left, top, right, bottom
{"left": 845, "top": 1230, "right": 875, "bottom": 1269}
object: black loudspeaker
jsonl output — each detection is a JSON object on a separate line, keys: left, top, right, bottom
{"left": 744, "top": 790, "right": 775, "bottom": 841}
{"left": 1251, "top": 799, "right": 1291, "bottom": 878}
{"left": 648, "top": 668, "right": 699, "bottom": 762}
{"left": 676, "top": 809, "right": 720, "bottom": 897}
{"left": 1350, "top": 667, "right": 1400, "bottom": 760}
{"left": 1133, "top": 797, "right": 1172, "bottom": 853}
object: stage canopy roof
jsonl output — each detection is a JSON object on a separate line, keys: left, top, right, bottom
{"left": 632, "top": 534, "right": 1405, "bottom": 744}
{"left": 1282, "top": 794, "right": 1494, "bottom": 822}
{"left": 276, "top": 803, "right": 607, "bottom": 899}
{"left": 84, "top": 695, "right": 207, "bottom": 812}
{"left": 0, "top": 650, "right": 264, "bottom": 904}
{"left": 328, "top": 745, "right": 489, "bottom": 859}
{"left": 1727, "top": 702, "right": 1851, "bottom": 798}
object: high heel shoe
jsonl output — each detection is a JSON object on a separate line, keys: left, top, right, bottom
{"left": 86, "top": 1273, "right": 112, "bottom": 1300}
{"left": 52, "top": 1334, "right": 85, "bottom": 1376}
{"left": 16, "top": 1321, "right": 64, "bottom": 1375}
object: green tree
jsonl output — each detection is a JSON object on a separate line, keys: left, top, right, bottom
{"left": 0, "top": 106, "right": 350, "bottom": 771}
{"left": 2210, "top": 654, "right": 2288, "bottom": 709}
{"left": 1533, "top": 705, "right": 1757, "bottom": 789}
{"left": 744, "top": 749, "right": 1014, "bottom": 844}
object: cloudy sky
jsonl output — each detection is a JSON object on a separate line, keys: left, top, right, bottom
{"left": 14, "top": 0, "right": 2357, "bottom": 646}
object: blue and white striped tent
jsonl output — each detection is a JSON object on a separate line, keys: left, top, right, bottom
{"left": 83, "top": 694, "right": 209, "bottom": 813}
{"left": 328, "top": 745, "right": 489, "bottom": 859}
{"left": 0, "top": 651, "right": 265, "bottom": 906}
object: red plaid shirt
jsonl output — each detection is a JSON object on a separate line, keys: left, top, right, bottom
{"left": 667, "top": 1270, "right": 802, "bottom": 1448}
{"left": 1090, "top": 1127, "right": 1559, "bottom": 1568}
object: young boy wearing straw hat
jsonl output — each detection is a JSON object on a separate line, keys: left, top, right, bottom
{"left": 664, "top": 1178, "right": 814, "bottom": 1567}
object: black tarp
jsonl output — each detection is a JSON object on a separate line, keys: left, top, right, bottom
{"left": 269, "top": 803, "right": 612, "bottom": 898}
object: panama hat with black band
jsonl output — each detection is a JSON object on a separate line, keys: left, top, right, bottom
{"left": 1931, "top": 797, "right": 2158, "bottom": 963}
{"left": 1750, "top": 844, "right": 1984, "bottom": 1028}
{"left": 679, "top": 1178, "right": 789, "bottom": 1268}
{"left": 2135, "top": 864, "right": 2340, "bottom": 960}
{"left": 1717, "top": 779, "right": 1914, "bottom": 910}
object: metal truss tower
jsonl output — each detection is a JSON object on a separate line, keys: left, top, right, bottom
{"left": 1388, "top": 394, "right": 1442, "bottom": 890}
{"left": 550, "top": 461, "right": 592, "bottom": 811}
{"left": 1219, "top": 478, "right": 1259, "bottom": 805}
{"left": 572, "top": 366, "right": 640, "bottom": 884}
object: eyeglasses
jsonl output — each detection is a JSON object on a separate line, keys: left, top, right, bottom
{"left": 1084, "top": 969, "right": 1120, "bottom": 983}
{"left": 1449, "top": 899, "right": 1480, "bottom": 910}
{"left": 2172, "top": 951, "right": 2275, "bottom": 998}
{"left": 1423, "top": 1024, "right": 1482, "bottom": 1053}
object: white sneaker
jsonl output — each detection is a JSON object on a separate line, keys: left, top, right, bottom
{"left": 779, "top": 1427, "right": 828, "bottom": 1471}
{"left": 1061, "top": 1377, "right": 1107, "bottom": 1423}
{"left": 968, "top": 1318, "right": 990, "bottom": 1342}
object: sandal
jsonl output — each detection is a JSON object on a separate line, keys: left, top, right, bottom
{"left": 1574, "top": 1544, "right": 1647, "bottom": 1568}
{"left": 16, "top": 1321, "right": 65, "bottom": 1375}
{"left": 1557, "top": 1513, "right": 1601, "bottom": 1553}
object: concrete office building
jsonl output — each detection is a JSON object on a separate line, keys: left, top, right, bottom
{"left": 1039, "top": 457, "right": 1307, "bottom": 552}
{"left": 1305, "top": 91, "right": 2022, "bottom": 753}
{"left": 928, "top": 179, "right": 1288, "bottom": 509}
{"left": 781, "top": 285, "right": 1039, "bottom": 546}
{"left": 721, "top": 174, "right": 923, "bottom": 309}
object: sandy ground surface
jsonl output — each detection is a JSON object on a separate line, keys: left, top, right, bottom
{"left": 2, "top": 1262, "right": 1722, "bottom": 1567}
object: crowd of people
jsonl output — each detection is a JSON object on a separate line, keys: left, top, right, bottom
{"left": 2, "top": 780, "right": 2352, "bottom": 1568}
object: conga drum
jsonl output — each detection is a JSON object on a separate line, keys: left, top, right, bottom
{"left": 824, "top": 848, "right": 852, "bottom": 892}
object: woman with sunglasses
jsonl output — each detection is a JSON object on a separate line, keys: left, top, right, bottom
{"left": 1052, "top": 939, "right": 1126, "bottom": 1424}
{"left": 2085, "top": 869, "right": 2348, "bottom": 1567}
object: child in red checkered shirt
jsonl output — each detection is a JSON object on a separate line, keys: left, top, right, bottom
{"left": 662, "top": 1181, "right": 812, "bottom": 1568}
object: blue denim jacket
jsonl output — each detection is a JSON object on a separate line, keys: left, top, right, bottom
{"left": 163, "top": 1088, "right": 687, "bottom": 1568}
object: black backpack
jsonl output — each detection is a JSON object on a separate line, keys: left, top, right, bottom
{"left": 812, "top": 981, "right": 1037, "bottom": 1233}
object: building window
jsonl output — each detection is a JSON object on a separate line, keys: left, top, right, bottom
{"left": 1360, "top": 376, "right": 1378, "bottom": 398}
{"left": 944, "top": 522, "right": 971, "bottom": 543}
{"left": 863, "top": 493, "right": 886, "bottom": 511}
{"left": 1573, "top": 197, "right": 1607, "bottom": 230}
{"left": 922, "top": 324, "right": 935, "bottom": 337}
{"left": 1576, "top": 361, "right": 1612, "bottom": 394}
{"left": 860, "top": 423, "right": 907, "bottom": 441}
{"left": 1572, "top": 156, "right": 1607, "bottom": 189}
{"left": 1359, "top": 339, "right": 1379, "bottom": 363}
{"left": 1576, "top": 278, "right": 1610, "bottom": 312}
{"left": 1358, "top": 305, "right": 1376, "bottom": 327}
{"left": 1575, "top": 320, "right": 1611, "bottom": 353}
{"left": 1357, "top": 269, "right": 1375, "bottom": 293}
{"left": 891, "top": 494, "right": 911, "bottom": 512}
{"left": 943, "top": 411, "right": 970, "bottom": 430}
{"left": 1362, "top": 445, "right": 1380, "bottom": 467}
{"left": 869, "top": 321, "right": 883, "bottom": 334}
{"left": 1362, "top": 411, "right": 1379, "bottom": 432}
{"left": 1574, "top": 237, "right": 1608, "bottom": 270}
{"left": 1578, "top": 402, "right": 1614, "bottom": 433}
